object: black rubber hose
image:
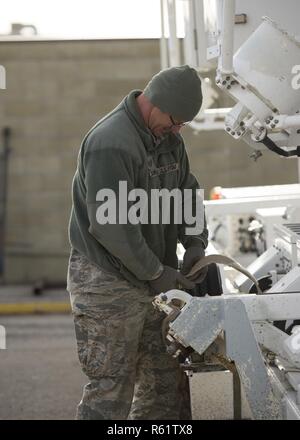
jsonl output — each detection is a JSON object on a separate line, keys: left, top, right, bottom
{"left": 261, "top": 136, "right": 300, "bottom": 157}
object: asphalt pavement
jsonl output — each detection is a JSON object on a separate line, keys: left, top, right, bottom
{"left": 0, "top": 314, "right": 86, "bottom": 420}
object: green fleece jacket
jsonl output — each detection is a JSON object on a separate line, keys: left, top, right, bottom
{"left": 68, "top": 90, "right": 208, "bottom": 287}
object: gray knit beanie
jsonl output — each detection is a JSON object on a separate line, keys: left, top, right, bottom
{"left": 143, "top": 65, "right": 202, "bottom": 122}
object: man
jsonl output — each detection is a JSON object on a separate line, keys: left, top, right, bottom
{"left": 67, "top": 65, "right": 208, "bottom": 420}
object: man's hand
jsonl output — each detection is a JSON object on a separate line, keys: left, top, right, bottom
{"left": 181, "top": 245, "right": 207, "bottom": 283}
{"left": 149, "top": 265, "right": 195, "bottom": 295}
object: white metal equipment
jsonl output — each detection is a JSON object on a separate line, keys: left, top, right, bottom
{"left": 159, "top": 0, "right": 300, "bottom": 420}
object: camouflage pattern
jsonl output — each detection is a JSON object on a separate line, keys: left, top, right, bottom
{"left": 67, "top": 248, "right": 189, "bottom": 420}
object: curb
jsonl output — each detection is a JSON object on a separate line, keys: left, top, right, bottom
{"left": 0, "top": 302, "right": 71, "bottom": 315}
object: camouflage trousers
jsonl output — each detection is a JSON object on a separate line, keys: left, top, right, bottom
{"left": 67, "top": 249, "right": 189, "bottom": 420}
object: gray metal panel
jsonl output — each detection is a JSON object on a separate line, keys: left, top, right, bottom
{"left": 224, "top": 298, "right": 282, "bottom": 419}
{"left": 170, "top": 297, "right": 224, "bottom": 354}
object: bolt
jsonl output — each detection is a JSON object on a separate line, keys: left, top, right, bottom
{"left": 227, "top": 85, "right": 231, "bottom": 89}
{"left": 259, "top": 126, "right": 264, "bottom": 131}
{"left": 237, "top": 132, "right": 241, "bottom": 136}
{"left": 267, "top": 352, "right": 276, "bottom": 363}
{"left": 230, "top": 80, "right": 236, "bottom": 85}
{"left": 216, "top": 79, "right": 220, "bottom": 84}
{"left": 274, "top": 119, "right": 279, "bottom": 124}
{"left": 271, "top": 123, "right": 275, "bottom": 128}
{"left": 241, "top": 85, "right": 245, "bottom": 89}
{"left": 255, "top": 135, "right": 260, "bottom": 140}
{"left": 240, "top": 121, "right": 245, "bottom": 126}
{"left": 265, "top": 119, "right": 270, "bottom": 124}
{"left": 222, "top": 80, "right": 226, "bottom": 85}
{"left": 226, "top": 76, "right": 230, "bottom": 80}
{"left": 161, "top": 294, "right": 168, "bottom": 302}
{"left": 250, "top": 150, "right": 262, "bottom": 161}
{"left": 231, "top": 131, "right": 236, "bottom": 136}
{"left": 269, "top": 116, "right": 274, "bottom": 120}
{"left": 226, "top": 127, "right": 231, "bottom": 132}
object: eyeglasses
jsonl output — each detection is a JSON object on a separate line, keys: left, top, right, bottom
{"left": 169, "top": 115, "right": 189, "bottom": 128}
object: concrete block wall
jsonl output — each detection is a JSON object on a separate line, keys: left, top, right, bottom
{"left": 0, "top": 39, "right": 160, "bottom": 284}
{"left": 183, "top": 129, "right": 298, "bottom": 197}
{"left": 0, "top": 39, "right": 297, "bottom": 284}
